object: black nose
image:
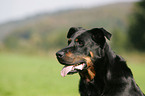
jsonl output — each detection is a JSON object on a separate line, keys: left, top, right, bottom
{"left": 56, "top": 51, "right": 65, "bottom": 58}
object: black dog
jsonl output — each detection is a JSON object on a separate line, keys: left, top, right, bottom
{"left": 56, "top": 27, "right": 144, "bottom": 96}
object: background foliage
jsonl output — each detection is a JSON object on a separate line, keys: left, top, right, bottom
{"left": 0, "top": 2, "right": 133, "bottom": 54}
{"left": 128, "top": 0, "right": 145, "bottom": 51}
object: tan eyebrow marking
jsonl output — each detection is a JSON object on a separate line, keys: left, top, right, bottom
{"left": 68, "top": 38, "right": 72, "bottom": 41}
{"left": 65, "top": 51, "right": 73, "bottom": 57}
{"left": 75, "top": 39, "right": 78, "bottom": 42}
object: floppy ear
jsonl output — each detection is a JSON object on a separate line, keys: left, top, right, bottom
{"left": 99, "top": 28, "right": 112, "bottom": 40}
{"left": 89, "top": 28, "right": 112, "bottom": 48}
{"left": 67, "top": 27, "right": 83, "bottom": 38}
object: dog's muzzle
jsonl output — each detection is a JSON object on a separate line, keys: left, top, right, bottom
{"left": 56, "top": 51, "right": 87, "bottom": 77}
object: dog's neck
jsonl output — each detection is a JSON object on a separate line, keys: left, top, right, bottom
{"left": 104, "top": 43, "right": 116, "bottom": 64}
{"left": 79, "top": 43, "right": 116, "bottom": 83}
{"left": 79, "top": 64, "right": 96, "bottom": 82}
{"left": 79, "top": 43, "right": 117, "bottom": 91}
{"left": 93, "top": 43, "right": 116, "bottom": 80}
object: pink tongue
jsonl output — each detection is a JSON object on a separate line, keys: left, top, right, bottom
{"left": 61, "top": 66, "right": 74, "bottom": 77}
{"left": 61, "top": 64, "right": 86, "bottom": 77}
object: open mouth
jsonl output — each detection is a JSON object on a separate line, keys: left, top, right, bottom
{"left": 61, "top": 62, "right": 87, "bottom": 77}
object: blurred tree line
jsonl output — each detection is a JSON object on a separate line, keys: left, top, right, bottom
{"left": 0, "top": 1, "right": 145, "bottom": 54}
{"left": 128, "top": 0, "right": 145, "bottom": 51}
{"left": 3, "top": 26, "right": 67, "bottom": 54}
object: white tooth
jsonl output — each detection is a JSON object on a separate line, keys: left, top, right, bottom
{"left": 61, "top": 66, "right": 73, "bottom": 77}
{"left": 74, "top": 64, "right": 85, "bottom": 70}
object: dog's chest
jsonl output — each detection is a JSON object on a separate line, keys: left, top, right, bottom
{"left": 79, "top": 79, "right": 102, "bottom": 96}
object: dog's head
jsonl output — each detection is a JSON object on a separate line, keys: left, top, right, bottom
{"left": 56, "top": 27, "right": 111, "bottom": 77}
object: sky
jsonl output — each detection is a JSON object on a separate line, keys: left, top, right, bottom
{"left": 0, "top": 0, "right": 138, "bottom": 24}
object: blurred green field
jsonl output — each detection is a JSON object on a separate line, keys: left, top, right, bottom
{"left": 0, "top": 53, "right": 144, "bottom": 96}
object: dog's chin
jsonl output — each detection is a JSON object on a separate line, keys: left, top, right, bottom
{"left": 60, "top": 62, "right": 87, "bottom": 77}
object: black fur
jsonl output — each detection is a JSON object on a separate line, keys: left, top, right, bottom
{"left": 56, "top": 27, "right": 144, "bottom": 96}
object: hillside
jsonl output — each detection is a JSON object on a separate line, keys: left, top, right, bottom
{"left": 0, "top": 2, "right": 134, "bottom": 53}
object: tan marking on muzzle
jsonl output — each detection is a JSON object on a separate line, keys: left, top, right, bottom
{"left": 65, "top": 51, "right": 73, "bottom": 57}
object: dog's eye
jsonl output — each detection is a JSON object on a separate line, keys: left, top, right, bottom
{"left": 77, "top": 40, "right": 84, "bottom": 47}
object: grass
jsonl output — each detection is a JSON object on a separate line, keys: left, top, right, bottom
{"left": 0, "top": 53, "right": 144, "bottom": 96}
{"left": 0, "top": 53, "right": 79, "bottom": 96}
{"left": 128, "top": 64, "right": 145, "bottom": 93}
